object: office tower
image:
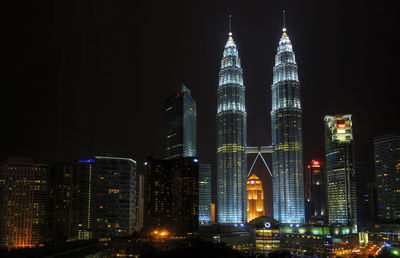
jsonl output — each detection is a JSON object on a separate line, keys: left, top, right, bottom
{"left": 0, "top": 158, "right": 49, "bottom": 249}
{"left": 305, "top": 160, "right": 327, "bottom": 224}
{"left": 199, "top": 163, "right": 212, "bottom": 224}
{"left": 74, "top": 156, "right": 137, "bottom": 239}
{"left": 144, "top": 157, "right": 199, "bottom": 234}
{"left": 137, "top": 173, "right": 145, "bottom": 231}
{"left": 324, "top": 115, "right": 357, "bottom": 226}
{"left": 217, "top": 27, "right": 247, "bottom": 223}
{"left": 354, "top": 161, "right": 372, "bottom": 229}
{"left": 49, "top": 163, "right": 75, "bottom": 240}
{"left": 247, "top": 174, "right": 265, "bottom": 222}
{"left": 271, "top": 24, "right": 304, "bottom": 223}
{"left": 164, "top": 85, "right": 197, "bottom": 160}
{"left": 374, "top": 133, "right": 400, "bottom": 223}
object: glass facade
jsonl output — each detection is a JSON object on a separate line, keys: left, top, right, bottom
{"left": 164, "top": 85, "right": 197, "bottom": 160}
{"left": 305, "top": 160, "right": 327, "bottom": 224}
{"left": 217, "top": 32, "right": 247, "bottom": 223}
{"left": 199, "top": 163, "right": 212, "bottom": 224}
{"left": 324, "top": 115, "right": 357, "bottom": 226}
{"left": 271, "top": 28, "right": 305, "bottom": 223}
{"left": 74, "top": 156, "right": 137, "bottom": 240}
{"left": 374, "top": 133, "right": 400, "bottom": 223}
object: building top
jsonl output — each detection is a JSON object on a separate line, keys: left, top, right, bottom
{"left": 324, "top": 114, "right": 352, "bottom": 122}
{"left": 77, "top": 156, "right": 136, "bottom": 164}
{"left": 248, "top": 174, "right": 260, "bottom": 180}
{"left": 374, "top": 133, "right": 400, "bottom": 143}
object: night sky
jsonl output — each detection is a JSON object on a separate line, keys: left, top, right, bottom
{"left": 2, "top": 1, "right": 400, "bottom": 212}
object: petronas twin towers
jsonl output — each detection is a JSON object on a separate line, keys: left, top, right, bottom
{"left": 217, "top": 17, "right": 304, "bottom": 224}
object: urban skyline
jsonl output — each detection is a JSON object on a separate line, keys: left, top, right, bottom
{"left": 4, "top": 3, "right": 399, "bottom": 210}
{"left": 2, "top": 1, "right": 400, "bottom": 256}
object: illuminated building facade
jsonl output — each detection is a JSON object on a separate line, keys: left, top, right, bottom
{"left": 305, "top": 160, "right": 327, "bottom": 224}
{"left": 247, "top": 174, "right": 265, "bottom": 222}
{"left": 0, "top": 158, "right": 49, "bottom": 249}
{"left": 280, "top": 225, "right": 358, "bottom": 256}
{"left": 271, "top": 25, "right": 304, "bottom": 223}
{"left": 217, "top": 29, "right": 247, "bottom": 224}
{"left": 164, "top": 85, "right": 197, "bottom": 160}
{"left": 374, "top": 133, "right": 400, "bottom": 223}
{"left": 74, "top": 156, "right": 137, "bottom": 240}
{"left": 199, "top": 163, "right": 212, "bottom": 224}
{"left": 144, "top": 157, "right": 199, "bottom": 234}
{"left": 248, "top": 216, "right": 280, "bottom": 251}
{"left": 211, "top": 203, "right": 216, "bottom": 223}
{"left": 324, "top": 115, "right": 357, "bottom": 226}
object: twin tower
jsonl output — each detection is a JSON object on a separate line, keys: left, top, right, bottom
{"left": 217, "top": 21, "right": 304, "bottom": 224}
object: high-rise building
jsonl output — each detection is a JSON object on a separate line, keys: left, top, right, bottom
{"left": 49, "top": 163, "right": 75, "bottom": 241}
{"left": 324, "top": 115, "right": 357, "bottom": 226}
{"left": 164, "top": 85, "right": 197, "bottom": 160}
{"left": 217, "top": 27, "right": 247, "bottom": 223}
{"left": 144, "top": 157, "right": 199, "bottom": 234}
{"left": 137, "top": 173, "right": 145, "bottom": 231}
{"left": 0, "top": 158, "right": 49, "bottom": 249}
{"left": 199, "top": 163, "right": 212, "bottom": 224}
{"left": 271, "top": 24, "right": 304, "bottom": 223}
{"left": 305, "top": 160, "right": 327, "bottom": 224}
{"left": 247, "top": 174, "right": 265, "bottom": 222}
{"left": 374, "top": 133, "right": 400, "bottom": 223}
{"left": 73, "top": 156, "right": 137, "bottom": 240}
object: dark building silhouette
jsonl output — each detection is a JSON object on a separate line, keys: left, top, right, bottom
{"left": 144, "top": 157, "right": 199, "bottom": 234}
{"left": 305, "top": 160, "right": 327, "bottom": 224}
{"left": 0, "top": 158, "right": 49, "bottom": 249}
{"left": 164, "top": 85, "right": 197, "bottom": 160}
{"left": 49, "top": 163, "right": 75, "bottom": 241}
{"left": 374, "top": 133, "right": 400, "bottom": 223}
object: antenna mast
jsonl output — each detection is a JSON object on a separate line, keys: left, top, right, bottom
{"left": 229, "top": 14, "right": 232, "bottom": 35}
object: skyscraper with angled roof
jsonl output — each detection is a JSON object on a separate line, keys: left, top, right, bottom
{"left": 271, "top": 21, "right": 305, "bottom": 223}
{"left": 217, "top": 24, "right": 247, "bottom": 223}
{"left": 164, "top": 85, "right": 197, "bottom": 160}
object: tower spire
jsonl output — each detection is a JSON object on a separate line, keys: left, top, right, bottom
{"left": 229, "top": 14, "right": 232, "bottom": 36}
{"left": 282, "top": 10, "right": 286, "bottom": 32}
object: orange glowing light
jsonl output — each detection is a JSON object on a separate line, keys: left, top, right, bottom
{"left": 312, "top": 160, "right": 320, "bottom": 166}
{"left": 337, "top": 123, "right": 345, "bottom": 128}
{"left": 153, "top": 230, "right": 158, "bottom": 234}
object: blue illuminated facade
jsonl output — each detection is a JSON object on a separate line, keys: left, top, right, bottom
{"left": 271, "top": 26, "right": 305, "bottom": 223}
{"left": 217, "top": 31, "right": 247, "bottom": 223}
